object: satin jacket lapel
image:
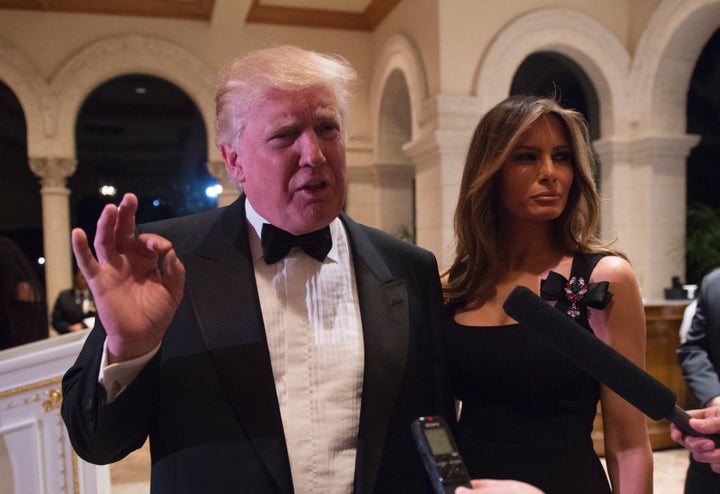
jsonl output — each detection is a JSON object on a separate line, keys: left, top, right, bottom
{"left": 183, "top": 197, "right": 293, "bottom": 494}
{"left": 342, "top": 214, "right": 410, "bottom": 494}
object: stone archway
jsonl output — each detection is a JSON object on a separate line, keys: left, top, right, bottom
{"left": 473, "top": 8, "right": 630, "bottom": 135}
{"left": 48, "top": 35, "right": 216, "bottom": 159}
{"left": 0, "top": 37, "right": 48, "bottom": 155}
{"left": 29, "top": 35, "right": 218, "bottom": 305}
{"left": 353, "top": 35, "right": 426, "bottom": 238}
{"left": 373, "top": 69, "right": 415, "bottom": 240}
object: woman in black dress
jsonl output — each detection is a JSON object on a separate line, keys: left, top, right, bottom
{"left": 443, "top": 96, "right": 652, "bottom": 493}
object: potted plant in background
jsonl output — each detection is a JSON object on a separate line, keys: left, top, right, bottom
{"left": 686, "top": 202, "right": 720, "bottom": 285}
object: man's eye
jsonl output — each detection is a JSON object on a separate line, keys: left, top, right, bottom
{"left": 270, "top": 133, "right": 295, "bottom": 146}
{"left": 317, "top": 123, "right": 340, "bottom": 138}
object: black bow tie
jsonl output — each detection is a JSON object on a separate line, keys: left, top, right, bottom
{"left": 261, "top": 223, "right": 332, "bottom": 264}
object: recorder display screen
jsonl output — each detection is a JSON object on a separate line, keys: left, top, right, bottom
{"left": 424, "top": 427, "right": 454, "bottom": 455}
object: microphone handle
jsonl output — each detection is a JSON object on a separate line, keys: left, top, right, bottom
{"left": 667, "top": 404, "right": 720, "bottom": 447}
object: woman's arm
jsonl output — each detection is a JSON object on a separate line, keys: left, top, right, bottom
{"left": 590, "top": 256, "right": 653, "bottom": 494}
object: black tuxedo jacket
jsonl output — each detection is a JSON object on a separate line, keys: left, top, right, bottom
{"left": 679, "top": 268, "right": 720, "bottom": 406}
{"left": 62, "top": 196, "right": 451, "bottom": 493}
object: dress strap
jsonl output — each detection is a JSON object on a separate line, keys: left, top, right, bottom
{"left": 569, "top": 252, "right": 604, "bottom": 281}
{"left": 540, "top": 253, "right": 613, "bottom": 331}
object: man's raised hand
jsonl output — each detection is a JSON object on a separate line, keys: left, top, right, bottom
{"left": 71, "top": 193, "right": 186, "bottom": 363}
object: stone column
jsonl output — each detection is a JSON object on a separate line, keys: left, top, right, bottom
{"left": 345, "top": 165, "right": 376, "bottom": 227}
{"left": 207, "top": 159, "right": 239, "bottom": 208}
{"left": 403, "top": 94, "right": 483, "bottom": 268}
{"left": 343, "top": 135, "right": 375, "bottom": 226}
{"left": 373, "top": 164, "right": 416, "bottom": 240}
{"left": 594, "top": 134, "right": 700, "bottom": 300}
{"left": 28, "top": 156, "right": 77, "bottom": 314}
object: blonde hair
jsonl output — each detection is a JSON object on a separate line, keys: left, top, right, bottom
{"left": 214, "top": 45, "right": 359, "bottom": 147}
{"left": 444, "top": 95, "right": 622, "bottom": 305}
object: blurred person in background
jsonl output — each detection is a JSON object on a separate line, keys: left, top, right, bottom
{"left": 0, "top": 236, "right": 48, "bottom": 350}
{"left": 52, "top": 270, "right": 96, "bottom": 334}
{"left": 678, "top": 267, "right": 720, "bottom": 492}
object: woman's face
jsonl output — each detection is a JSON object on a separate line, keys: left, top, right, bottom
{"left": 496, "top": 114, "right": 574, "bottom": 223}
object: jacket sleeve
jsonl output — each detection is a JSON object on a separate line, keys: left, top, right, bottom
{"left": 61, "top": 321, "right": 157, "bottom": 464}
{"left": 678, "top": 269, "right": 720, "bottom": 406}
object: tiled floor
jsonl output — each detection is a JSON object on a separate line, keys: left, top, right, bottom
{"left": 651, "top": 448, "right": 690, "bottom": 494}
{"left": 110, "top": 442, "right": 691, "bottom": 493}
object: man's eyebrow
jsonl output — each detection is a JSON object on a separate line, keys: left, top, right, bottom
{"left": 314, "top": 107, "right": 340, "bottom": 120}
{"left": 265, "top": 118, "right": 300, "bottom": 133}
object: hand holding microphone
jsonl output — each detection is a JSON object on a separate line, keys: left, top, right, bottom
{"left": 670, "top": 406, "right": 720, "bottom": 472}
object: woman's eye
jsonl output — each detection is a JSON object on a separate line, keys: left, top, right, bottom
{"left": 515, "top": 153, "right": 536, "bottom": 162}
{"left": 553, "top": 151, "right": 572, "bottom": 162}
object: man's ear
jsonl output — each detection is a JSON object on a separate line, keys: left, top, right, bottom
{"left": 220, "top": 144, "right": 245, "bottom": 183}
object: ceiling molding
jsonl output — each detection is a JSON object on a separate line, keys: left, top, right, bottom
{"left": 0, "top": 0, "right": 216, "bottom": 21}
{"left": 245, "top": 0, "right": 401, "bottom": 31}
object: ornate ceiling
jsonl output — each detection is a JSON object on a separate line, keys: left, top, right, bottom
{"left": 0, "top": 0, "right": 400, "bottom": 30}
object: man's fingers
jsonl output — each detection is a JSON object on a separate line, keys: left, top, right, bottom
{"left": 162, "top": 249, "right": 186, "bottom": 304}
{"left": 93, "top": 202, "right": 120, "bottom": 263}
{"left": 136, "top": 234, "right": 185, "bottom": 303}
{"left": 115, "top": 193, "right": 139, "bottom": 253}
{"left": 71, "top": 228, "right": 99, "bottom": 278}
{"left": 137, "top": 233, "right": 174, "bottom": 257}
{"left": 691, "top": 415, "right": 720, "bottom": 434}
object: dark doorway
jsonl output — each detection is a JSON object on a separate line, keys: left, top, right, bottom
{"left": 510, "top": 52, "right": 600, "bottom": 140}
{"left": 0, "top": 81, "right": 45, "bottom": 282}
{"left": 72, "top": 74, "right": 214, "bottom": 243}
{"left": 686, "top": 28, "right": 720, "bottom": 283}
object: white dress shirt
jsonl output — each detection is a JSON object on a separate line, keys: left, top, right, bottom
{"left": 245, "top": 201, "right": 364, "bottom": 494}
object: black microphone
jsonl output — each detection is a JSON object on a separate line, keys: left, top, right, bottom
{"left": 503, "top": 285, "right": 720, "bottom": 445}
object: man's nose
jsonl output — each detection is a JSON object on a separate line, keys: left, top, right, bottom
{"left": 298, "top": 132, "right": 327, "bottom": 167}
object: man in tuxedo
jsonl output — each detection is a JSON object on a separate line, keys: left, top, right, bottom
{"left": 51, "top": 270, "right": 95, "bottom": 334}
{"left": 61, "top": 45, "right": 452, "bottom": 494}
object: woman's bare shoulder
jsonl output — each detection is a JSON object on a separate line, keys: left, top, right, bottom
{"left": 593, "top": 255, "right": 635, "bottom": 284}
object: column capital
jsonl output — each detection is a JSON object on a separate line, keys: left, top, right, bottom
{"left": 373, "top": 163, "right": 415, "bottom": 180}
{"left": 628, "top": 133, "right": 701, "bottom": 161}
{"left": 28, "top": 156, "right": 77, "bottom": 188}
{"left": 594, "top": 133, "right": 701, "bottom": 164}
{"left": 403, "top": 93, "right": 483, "bottom": 170}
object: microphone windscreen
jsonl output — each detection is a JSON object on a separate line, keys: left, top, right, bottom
{"left": 502, "top": 285, "right": 676, "bottom": 421}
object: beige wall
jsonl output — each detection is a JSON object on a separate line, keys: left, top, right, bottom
{"left": 372, "top": 0, "right": 440, "bottom": 94}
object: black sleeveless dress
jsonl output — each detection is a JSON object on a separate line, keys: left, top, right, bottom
{"left": 447, "top": 254, "right": 614, "bottom": 494}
